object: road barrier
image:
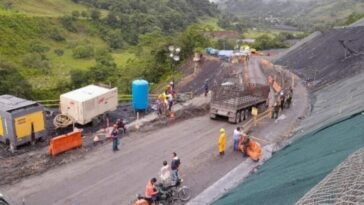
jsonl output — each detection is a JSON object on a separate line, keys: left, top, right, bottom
{"left": 49, "top": 130, "right": 82, "bottom": 156}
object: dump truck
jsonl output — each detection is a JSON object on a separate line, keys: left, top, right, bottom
{"left": 210, "top": 83, "right": 270, "bottom": 123}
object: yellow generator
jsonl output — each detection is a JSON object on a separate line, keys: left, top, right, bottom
{"left": 0, "top": 95, "right": 47, "bottom": 152}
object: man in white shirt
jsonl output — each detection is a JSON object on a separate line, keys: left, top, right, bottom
{"left": 233, "top": 127, "right": 241, "bottom": 151}
{"left": 160, "top": 161, "right": 171, "bottom": 186}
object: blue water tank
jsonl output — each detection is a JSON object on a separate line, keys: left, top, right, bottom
{"left": 132, "top": 79, "right": 149, "bottom": 110}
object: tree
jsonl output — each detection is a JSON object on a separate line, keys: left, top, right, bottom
{"left": 90, "top": 9, "right": 101, "bottom": 21}
{"left": 106, "top": 13, "right": 119, "bottom": 27}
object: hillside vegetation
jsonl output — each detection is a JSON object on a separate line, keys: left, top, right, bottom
{"left": 218, "top": 0, "right": 364, "bottom": 31}
{"left": 0, "top": 0, "right": 219, "bottom": 99}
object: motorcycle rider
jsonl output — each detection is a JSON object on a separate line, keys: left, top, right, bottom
{"left": 145, "top": 178, "right": 159, "bottom": 204}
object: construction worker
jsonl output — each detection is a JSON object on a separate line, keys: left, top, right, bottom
{"left": 233, "top": 127, "right": 241, "bottom": 151}
{"left": 238, "top": 132, "right": 249, "bottom": 155}
{"left": 161, "top": 92, "right": 168, "bottom": 114}
{"left": 218, "top": 128, "right": 226, "bottom": 156}
{"left": 241, "top": 137, "right": 262, "bottom": 162}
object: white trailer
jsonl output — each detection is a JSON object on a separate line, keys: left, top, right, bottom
{"left": 60, "top": 85, "right": 118, "bottom": 125}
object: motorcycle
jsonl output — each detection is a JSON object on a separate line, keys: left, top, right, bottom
{"left": 135, "top": 180, "right": 191, "bottom": 205}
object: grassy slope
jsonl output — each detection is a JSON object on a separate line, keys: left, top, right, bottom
{"left": 0, "top": 1, "right": 133, "bottom": 95}
{"left": 307, "top": 0, "right": 364, "bottom": 24}
{"left": 221, "top": 0, "right": 364, "bottom": 28}
{"left": 4, "top": 0, "right": 89, "bottom": 16}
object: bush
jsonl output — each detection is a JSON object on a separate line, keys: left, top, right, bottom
{"left": 60, "top": 16, "right": 78, "bottom": 32}
{"left": 72, "top": 45, "right": 94, "bottom": 59}
{"left": 54, "top": 49, "right": 64, "bottom": 56}
{"left": 81, "top": 10, "right": 88, "bottom": 18}
{"left": 72, "top": 10, "right": 80, "bottom": 18}
{"left": 30, "top": 41, "right": 50, "bottom": 53}
{"left": 49, "top": 29, "right": 65, "bottom": 41}
{"left": 22, "top": 53, "right": 51, "bottom": 72}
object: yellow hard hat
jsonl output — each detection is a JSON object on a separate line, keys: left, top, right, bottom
{"left": 220, "top": 128, "right": 225, "bottom": 133}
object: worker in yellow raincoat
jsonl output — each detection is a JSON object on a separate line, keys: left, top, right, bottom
{"left": 218, "top": 128, "right": 226, "bottom": 156}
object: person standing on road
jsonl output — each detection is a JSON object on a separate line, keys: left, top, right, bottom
{"left": 272, "top": 102, "right": 279, "bottom": 119}
{"left": 116, "top": 118, "right": 126, "bottom": 134}
{"left": 167, "top": 92, "right": 173, "bottom": 112}
{"left": 286, "top": 87, "right": 293, "bottom": 108}
{"left": 171, "top": 152, "right": 181, "bottom": 186}
{"left": 280, "top": 91, "right": 285, "bottom": 111}
{"left": 160, "top": 161, "right": 171, "bottom": 186}
{"left": 218, "top": 128, "right": 226, "bottom": 156}
{"left": 233, "top": 127, "right": 241, "bottom": 151}
{"left": 111, "top": 124, "right": 120, "bottom": 152}
{"left": 204, "top": 80, "right": 209, "bottom": 97}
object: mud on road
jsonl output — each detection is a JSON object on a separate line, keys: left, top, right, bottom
{"left": 0, "top": 57, "right": 222, "bottom": 187}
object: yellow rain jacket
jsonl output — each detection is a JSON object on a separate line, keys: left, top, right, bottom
{"left": 218, "top": 129, "right": 226, "bottom": 153}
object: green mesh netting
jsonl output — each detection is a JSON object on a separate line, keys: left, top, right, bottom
{"left": 214, "top": 113, "right": 364, "bottom": 205}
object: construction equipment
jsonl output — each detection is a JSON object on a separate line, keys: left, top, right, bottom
{"left": 210, "top": 83, "right": 270, "bottom": 123}
{"left": 0, "top": 95, "right": 47, "bottom": 152}
{"left": 60, "top": 85, "right": 118, "bottom": 126}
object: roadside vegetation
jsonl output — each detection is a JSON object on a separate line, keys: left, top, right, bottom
{"left": 0, "top": 0, "right": 219, "bottom": 99}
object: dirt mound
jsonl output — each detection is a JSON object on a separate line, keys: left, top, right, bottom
{"left": 275, "top": 27, "right": 364, "bottom": 89}
{"left": 177, "top": 56, "right": 234, "bottom": 95}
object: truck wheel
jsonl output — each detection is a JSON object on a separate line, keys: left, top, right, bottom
{"left": 243, "top": 110, "right": 247, "bottom": 121}
{"left": 237, "top": 112, "right": 242, "bottom": 123}
{"left": 210, "top": 114, "right": 216, "bottom": 120}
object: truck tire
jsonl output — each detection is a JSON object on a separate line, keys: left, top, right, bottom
{"left": 237, "top": 111, "right": 242, "bottom": 123}
{"left": 210, "top": 114, "right": 216, "bottom": 120}
{"left": 243, "top": 109, "right": 247, "bottom": 121}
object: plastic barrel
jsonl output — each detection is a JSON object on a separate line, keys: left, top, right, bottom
{"left": 132, "top": 80, "right": 149, "bottom": 111}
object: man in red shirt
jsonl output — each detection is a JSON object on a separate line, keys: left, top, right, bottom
{"left": 145, "top": 178, "right": 159, "bottom": 204}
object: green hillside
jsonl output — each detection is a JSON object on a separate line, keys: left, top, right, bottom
{"left": 0, "top": 0, "right": 218, "bottom": 99}
{"left": 218, "top": 0, "right": 364, "bottom": 31}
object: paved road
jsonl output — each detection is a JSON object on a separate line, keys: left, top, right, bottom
{"left": 3, "top": 115, "right": 240, "bottom": 205}
{"left": 2, "top": 59, "right": 307, "bottom": 205}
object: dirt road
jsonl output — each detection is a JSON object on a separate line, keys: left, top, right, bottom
{"left": 247, "top": 56, "right": 267, "bottom": 85}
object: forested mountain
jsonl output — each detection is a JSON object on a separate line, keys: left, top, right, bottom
{"left": 0, "top": 0, "right": 218, "bottom": 99}
{"left": 218, "top": 0, "right": 364, "bottom": 31}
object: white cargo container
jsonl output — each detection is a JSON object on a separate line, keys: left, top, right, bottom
{"left": 60, "top": 85, "right": 118, "bottom": 125}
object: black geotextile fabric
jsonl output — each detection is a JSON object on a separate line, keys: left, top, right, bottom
{"left": 214, "top": 113, "right": 364, "bottom": 205}
{"left": 276, "top": 26, "right": 364, "bottom": 89}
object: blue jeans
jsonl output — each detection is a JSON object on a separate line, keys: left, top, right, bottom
{"left": 171, "top": 169, "right": 179, "bottom": 185}
{"left": 112, "top": 138, "right": 119, "bottom": 151}
{"left": 234, "top": 138, "right": 239, "bottom": 151}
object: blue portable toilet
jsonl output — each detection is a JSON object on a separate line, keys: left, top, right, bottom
{"left": 132, "top": 79, "right": 149, "bottom": 111}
